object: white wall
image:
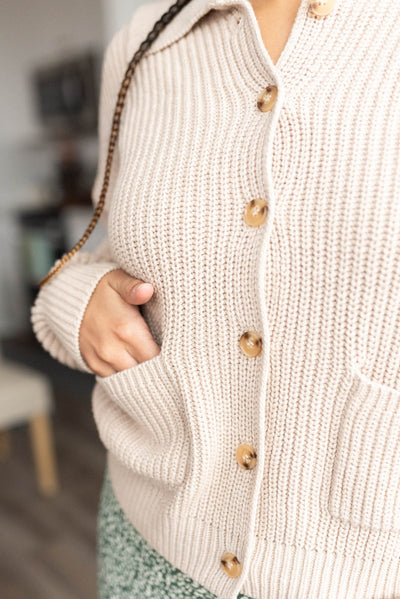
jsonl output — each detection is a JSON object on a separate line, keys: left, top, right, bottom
{"left": 101, "top": 0, "right": 146, "bottom": 44}
{"left": 0, "top": 0, "right": 104, "bottom": 146}
{"left": 0, "top": 0, "right": 150, "bottom": 335}
{"left": 0, "top": 0, "right": 104, "bottom": 335}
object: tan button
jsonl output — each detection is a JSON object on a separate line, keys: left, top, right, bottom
{"left": 244, "top": 198, "right": 269, "bottom": 227}
{"left": 257, "top": 85, "right": 278, "bottom": 112}
{"left": 308, "top": 0, "right": 335, "bottom": 17}
{"left": 236, "top": 443, "right": 257, "bottom": 470}
{"left": 220, "top": 552, "right": 242, "bottom": 578}
{"left": 239, "top": 331, "right": 262, "bottom": 358}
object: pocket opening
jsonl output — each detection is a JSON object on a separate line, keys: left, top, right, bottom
{"left": 326, "top": 365, "right": 400, "bottom": 533}
{"left": 93, "top": 349, "right": 189, "bottom": 488}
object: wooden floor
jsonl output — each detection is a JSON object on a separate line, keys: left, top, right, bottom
{"left": 0, "top": 378, "right": 106, "bottom": 599}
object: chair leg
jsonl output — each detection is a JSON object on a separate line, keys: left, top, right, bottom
{"left": 29, "top": 413, "right": 59, "bottom": 496}
{"left": 0, "top": 430, "right": 11, "bottom": 461}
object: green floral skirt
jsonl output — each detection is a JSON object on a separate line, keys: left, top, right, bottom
{"left": 97, "top": 465, "right": 254, "bottom": 599}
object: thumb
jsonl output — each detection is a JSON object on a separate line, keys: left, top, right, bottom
{"left": 107, "top": 270, "right": 154, "bottom": 305}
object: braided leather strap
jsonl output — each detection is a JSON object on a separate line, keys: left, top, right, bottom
{"left": 39, "top": 0, "right": 191, "bottom": 287}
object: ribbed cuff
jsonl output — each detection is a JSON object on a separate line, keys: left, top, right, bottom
{"left": 30, "top": 259, "right": 121, "bottom": 374}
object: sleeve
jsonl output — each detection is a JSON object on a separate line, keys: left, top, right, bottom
{"left": 30, "top": 22, "right": 130, "bottom": 375}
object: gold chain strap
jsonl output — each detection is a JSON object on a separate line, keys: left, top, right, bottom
{"left": 39, "top": 0, "right": 191, "bottom": 288}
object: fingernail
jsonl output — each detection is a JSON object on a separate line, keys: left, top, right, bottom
{"left": 135, "top": 283, "right": 153, "bottom": 293}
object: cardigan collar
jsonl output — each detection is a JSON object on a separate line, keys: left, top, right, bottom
{"left": 144, "top": 0, "right": 252, "bottom": 56}
{"left": 139, "top": 0, "right": 342, "bottom": 85}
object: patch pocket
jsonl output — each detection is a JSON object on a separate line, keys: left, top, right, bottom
{"left": 328, "top": 365, "right": 400, "bottom": 532}
{"left": 93, "top": 351, "right": 189, "bottom": 487}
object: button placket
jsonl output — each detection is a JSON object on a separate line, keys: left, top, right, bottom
{"left": 222, "top": 0, "right": 337, "bottom": 590}
{"left": 225, "top": 73, "right": 276, "bottom": 590}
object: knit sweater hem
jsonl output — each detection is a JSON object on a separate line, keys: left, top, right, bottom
{"left": 107, "top": 451, "right": 400, "bottom": 599}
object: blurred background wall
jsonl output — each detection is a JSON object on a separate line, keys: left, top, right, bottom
{"left": 0, "top": 0, "right": 144, "bottom": 336}
{"left": 0, "top": 1, "right": 147, "bottom": 597}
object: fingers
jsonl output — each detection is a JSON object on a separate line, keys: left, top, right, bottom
{"left": 87, "top": 347, "right": 140, "bottom": 378}
{"left": 112, "top": 314, "right": 162, "bottom": 363}
{"left": 123, "top": 337, "right": 161, "bottom": 364}
{"left": 80, "top": 346, "right": 116, "bottom": 377}
{"left": 106, "top": 269, "right": 154, "bottom": 306}
{"left": 79, "top": 268, "right": 160, "bottom": 378}
{"left": 84, "top": 337, "right": 161, "bottom": 377}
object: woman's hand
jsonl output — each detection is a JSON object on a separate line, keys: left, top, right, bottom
{"left": 79, "top": 269, "right": 161, "bottom": 377}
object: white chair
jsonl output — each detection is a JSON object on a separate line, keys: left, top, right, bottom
{"left": 0, "top": 343, "right": 59, "bottom": 496}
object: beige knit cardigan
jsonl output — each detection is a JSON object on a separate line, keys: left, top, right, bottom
{"left": 31, "top": 0, "right": 400, "bottom": 596}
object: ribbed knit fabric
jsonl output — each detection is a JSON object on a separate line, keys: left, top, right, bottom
{"left": 30, "top": 0, "right": 400, "bottom": 597}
